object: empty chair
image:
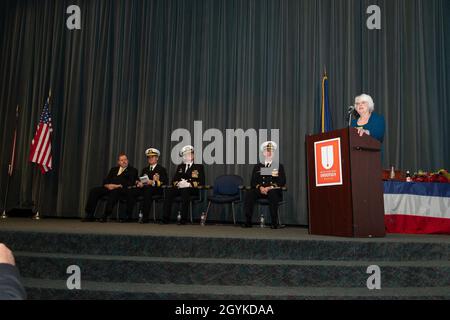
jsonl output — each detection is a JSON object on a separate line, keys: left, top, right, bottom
{"left": 204, "top": 175, "right": 244, "bottom": 224}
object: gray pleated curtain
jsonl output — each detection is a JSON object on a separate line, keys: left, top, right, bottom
{"left": 0, "top": 0, "right": 449, "bottom": 224}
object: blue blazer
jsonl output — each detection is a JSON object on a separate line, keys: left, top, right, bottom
{"left": 351, "top": 112, "right": 385, "bottom": 144}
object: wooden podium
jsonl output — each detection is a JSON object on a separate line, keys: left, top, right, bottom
{"left": 306, "top": 127, "right": 385, "bottom": 237}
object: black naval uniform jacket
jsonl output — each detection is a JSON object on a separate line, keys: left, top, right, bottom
{"left": 172, "top": 163, "right": 206, "bottom": 188}
{"left": 250, "top": 163, "right": 286, "bottom": 190}
{"left": 139, "top": 164, "right": 168, "bottom": 187}
{"left": 102, "top": 166, "right": 139, "bottom": 188}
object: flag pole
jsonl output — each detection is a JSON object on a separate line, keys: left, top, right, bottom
{"left": 32, "top": 171, "right": 42, "bottom": 220}
{"left": 31, "top": 89, "right": 53, "bottom": 220}
{"left": 32, "top": 91, "right": 49, "bottom": 220}
{"left": 2, "top": 105, "right": 20, "bottom": 219}
{"left": 1, "top": 170, "right": 11, "bottom": 219}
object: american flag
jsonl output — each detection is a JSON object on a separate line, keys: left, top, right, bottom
{"left": 29, "top": 97, "right": 53, "bottom": 174}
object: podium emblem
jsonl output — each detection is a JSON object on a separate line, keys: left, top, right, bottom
{"left": 321, "top": 145, "right": 334, "bottom": 170}
{"left": 314, "top": 138, "right": 343, "bottom": 187}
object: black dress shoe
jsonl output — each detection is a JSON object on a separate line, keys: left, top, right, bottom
{"left": 98, "top": 217, "right": 108, "bottom": 223}
{"left": 241, "top": 223, "right": 252, "bottom": 228}
{"left": 139, "top": 219, "right": 149, "bottom": 224}
{"left": 271, "top": 224, "right": 286, "bottom": 229}
{"left": 159, "top": 220, "right": 168, "bottom": 225}
{"left": 177, "top": 221, "right": 186, "bottom": 225}
{"left": 81, "top": 217, "right": 95, "bottom": 222}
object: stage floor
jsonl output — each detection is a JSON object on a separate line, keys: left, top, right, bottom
{"left": 0, "top": 217, "right": 449, "bottom": 243}
{"left": 1, "top": 218, "right": 449, "bottom": 299}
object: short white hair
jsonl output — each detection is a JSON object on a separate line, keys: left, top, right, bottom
{"left": 355, "top": 94, "right": 375, "bottom": 113}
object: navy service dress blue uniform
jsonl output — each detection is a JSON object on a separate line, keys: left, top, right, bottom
{"left": 162, "top": 145, "right": 205, "bottom": 224}
{"left": 125, "top": 148, "right": 168, "bottom": 223}
{"left": 243, "top": 141, "right": 286, "bottom": 229}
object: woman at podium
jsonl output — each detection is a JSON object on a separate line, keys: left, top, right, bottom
{"left": 351, "top": 94, "right": 385, "bottom": 143}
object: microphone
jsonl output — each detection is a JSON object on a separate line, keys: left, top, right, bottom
{"left": 347, "top": 106, "right": 356, "bottom": 127}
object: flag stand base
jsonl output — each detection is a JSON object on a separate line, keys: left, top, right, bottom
{"left": 1, "top": 210, "right": 7, "bottom": 219}
{"left": 32, "top": 211, "right": 41, "bottom": 220}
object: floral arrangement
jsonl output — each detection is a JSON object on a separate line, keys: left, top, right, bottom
{"left": 411, "top": 169, "right": 450, "bottom": 183}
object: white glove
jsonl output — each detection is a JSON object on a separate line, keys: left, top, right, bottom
{"left": 177, "top": 179, "right": 191, "bottom": 189}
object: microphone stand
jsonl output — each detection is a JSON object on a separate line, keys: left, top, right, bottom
{"left": 347, "top": 106, "right": 359, "bottom": 127}
{"left": 347, "top": 107, "right": 354, "bottom": 127}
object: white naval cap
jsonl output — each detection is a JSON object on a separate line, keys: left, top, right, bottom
{"left": 145, "top": 148, "right": 160, "bottom": 157}
{"left": 260, "top": 141, "right": 278, "bottom": 152}
{"left": 179, "top": 145, "right": 194, "bottom": 156}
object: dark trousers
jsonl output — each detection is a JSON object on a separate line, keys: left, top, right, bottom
{"left": 162, "top": 188, "right": 199, "bottom": 223}
{"left": 85, "top": 187, "right": 126, "bottom": 218}
{"left": 126, "top": 187, "right": 163, "bottom": 221}
{"left": 244, "top": 188, "right": 282, "bottom": 225}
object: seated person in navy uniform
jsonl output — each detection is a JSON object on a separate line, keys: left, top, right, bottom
{"left": 82, "top": 153, "right": 138, "bottom": 222}
{"left": 162, "top": 145, "right": 205, "bottom": 225}
{"left": 242, "top": 141, "right": 286, "bottom": 229}
{"left": 125, "top": 148, "right": 168, "bottom": 223}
